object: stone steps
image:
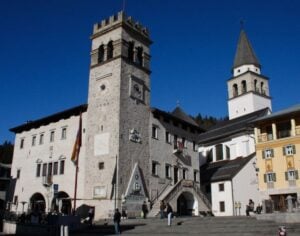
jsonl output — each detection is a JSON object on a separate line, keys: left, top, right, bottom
{"left": 74, "top": 216, "right": 300, "bottom": 236}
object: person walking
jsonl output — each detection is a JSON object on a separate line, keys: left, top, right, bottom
{"left": 166, "top": 203, "right": 173, "bottom": 226}
{"left": 160, "top": 201, "right": 166, "bottom": 219}
{"left": 88, "top": 206, "right": 94, "bottom": 226}
{"left": 113, "top": 208, "right": 121, "bottom": 234}
{"left": 142, "top": 201, "right": 148, "bottom": 219}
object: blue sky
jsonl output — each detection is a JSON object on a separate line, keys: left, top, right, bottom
{"left": 1, "top": 0, "right": 300, "bottom": 143}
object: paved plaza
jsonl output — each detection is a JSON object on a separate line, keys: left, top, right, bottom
{"left": 73, "top": 216, "right": 300, "bottom": 236}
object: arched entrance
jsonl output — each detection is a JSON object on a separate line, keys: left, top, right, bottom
{"left": 51, "top": 191, "right": 72, "bottom": 215}
{"left": 30, "top": 193, "right": 46, "bottom": 213}
{"left": 177, "top": 192, "right": 197, "bottom": 216}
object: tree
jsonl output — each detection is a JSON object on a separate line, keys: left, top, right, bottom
{"left": 0, "top": 141, "right": 14, "bottom": 164}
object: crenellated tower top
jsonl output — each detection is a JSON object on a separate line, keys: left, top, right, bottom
{"left": 91, "top": 11, "right": 151, "bottom": 43}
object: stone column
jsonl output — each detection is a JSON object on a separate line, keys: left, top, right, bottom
{"left": 272, "top": 123, "right": 277, "bottom": 140}
{"left": 291, "top": 119, "right": 296, "bottom": 136}
{"left": 286, "top": 195, "right": 293, "bottom": 212}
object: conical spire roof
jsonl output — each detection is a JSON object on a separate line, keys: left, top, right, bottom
{"left": 171, "top": 107, "right": 199, "bottom": 126}
{"left": 233, "top": 30, "right": 261, "bottom": 69}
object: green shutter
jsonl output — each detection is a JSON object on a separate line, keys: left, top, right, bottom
{"left": 283, "top": 147, "right": 286, "bottom": 155}
{"left": 293, "top": 145, "right": 296, "bottom": 154}
{"left": 295, "top": 170, "right": 299, "bottom": 180}
{"left": 264, "top": 174, "right": 267, "bottom": 183}
{"left": 271, "top": 149, "right": 274, "bottom": 157}
{"left": 273, "top": 173, "right": 276, "bottom": 182}
{"left": 262, "top": 150, "right": 265, "bottom": 159}
{"left": 285, "top": 172, "right": 288, "bottom": 181}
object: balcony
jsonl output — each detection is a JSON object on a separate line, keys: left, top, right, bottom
{"left": 42, "top": 175, "right": 53, "bottom": 187}
{"left": 296, "top": 127, "right": 300, "bottom": 136}
{"left": 257, "top": 133, "right": 273, "bottom": 143}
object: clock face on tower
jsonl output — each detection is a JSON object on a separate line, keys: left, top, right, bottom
{"left": 130, "top": 76, "right": 144, "bottom": 102}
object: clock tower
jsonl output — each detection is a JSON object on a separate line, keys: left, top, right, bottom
{"left": 227, "top": 30, "right": 272, "bottom": 120}
{"left": 84, "top": 11, "right": 152, "bottom": 217}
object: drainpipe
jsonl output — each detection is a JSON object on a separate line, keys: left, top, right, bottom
{"left": 231, "top": 179, "right": 235, "bottom": 216}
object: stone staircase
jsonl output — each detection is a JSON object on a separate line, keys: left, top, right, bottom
{"left": 75, "top": 216, "right": 300, "bottom": 235}
{"left": 148, "top": 179, "right": 211, "bottom": 217}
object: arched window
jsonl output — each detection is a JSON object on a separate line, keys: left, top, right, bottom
{"left": 98, "top": 45, "right": 104, "bottom": 63}
{"left": 233, "top": 84, "right": 238, "bottom": 97}
{"left": 254, "top": 79, "right": 258, "bottom": 92}
{"left": 216, "top": 144, "right": 223, "bottom": 161}
{"left": 128, "top": 41, "right": 134, "bottom": 62}
{"left": 241, "top": 80, "right": 247, "bottom": 93}
{"left": 136, "top": 46, "right": 143, "bottom": 66}
{"left": 107, "top": 41, "right": 114, "bottom": 60}
{"left": 261, "top": 82, "right": 265, "bottom": 94}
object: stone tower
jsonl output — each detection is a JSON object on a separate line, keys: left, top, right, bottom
{"left": 84, "top": 11, "right": 152, "bottom": 217}
{"left": 227, "top": 30, "right": 272, "bottom": 120}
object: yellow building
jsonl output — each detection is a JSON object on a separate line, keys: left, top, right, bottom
{"left": 253, "top": 104, "right": 300, "bottom": 211}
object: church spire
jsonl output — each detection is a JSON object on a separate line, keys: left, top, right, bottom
{"left": 233, "top": 30, "right": 261, "bottom": 69}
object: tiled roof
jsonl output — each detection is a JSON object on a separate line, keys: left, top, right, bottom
{"left": 197, "top": 108, "right": 269, "bottom": 144}
{"left": 151, "top": 107, "right": 204, "bottom": 131}
{"left": 10, "top": 104, "right": 87, "bottom": 133}
{"left": 200, "top": 153, "right": 255, "bottom": 184}
{"left": 233, "top": 30, "right": 261, "bottom": 69}
{"left": 253, "top": 104, "right": 300, "bottom": 124}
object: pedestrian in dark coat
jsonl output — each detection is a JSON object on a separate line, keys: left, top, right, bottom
{"left": 142, "top": 201, "right": 148, "bottom": 219}
{"left": 166, "top": 203, "right": 173, "bottom": 226}
{"left": 113, "top": 208, "right": 121, "bottom": 234}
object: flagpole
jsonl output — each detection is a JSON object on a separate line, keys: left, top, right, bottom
{"left": 73, "top": 161, "right": 79, "bottom": 214}
{"left": 72, "top": 113, "right": 82, "bottom": 214}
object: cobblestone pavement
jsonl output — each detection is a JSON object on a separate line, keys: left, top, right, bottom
{"left": 73, "top": 216, "right": 300, "bottom": 236}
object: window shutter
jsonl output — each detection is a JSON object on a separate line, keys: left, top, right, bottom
{"left": 264, "top": 174, "right": 267, "bottom": 183}
{"left": 271, "top": 149, "right": 274, "bottom": 157}
{"left": 262, "top": 150, "right": 265, "bottom": 159}
{"left": 283, "top": 147, "right": 286, "bottom": 155}
{"left": 295, "top": 170, "right": 299, "bottom": 180}
{"left": 285, "top": 172, "right": 288, "bottom": 181}
{"left": 293, "top": 145, "right": 296, "bottom": 154}
{"left": 273, "top": 173, "right": 276, "bottom": 182}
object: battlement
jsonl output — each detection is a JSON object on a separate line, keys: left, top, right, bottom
{"left": 93, "top": 11, "right": 150, "bottom": 38}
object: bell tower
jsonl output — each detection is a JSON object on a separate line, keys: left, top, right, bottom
{"left": 227, "top": 30, "right": 272, "bottom": 119}
{"left": 84, "top": 11, "right": 152, "bottom": 217}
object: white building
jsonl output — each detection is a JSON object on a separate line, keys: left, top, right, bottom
{"left": 199, "top": 29, "right": 272, "bottom": 216}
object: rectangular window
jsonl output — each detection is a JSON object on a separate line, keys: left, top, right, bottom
{"left": 39, "top": 133, "right": 44, "bottom": 145}
{"left": 53, "top": 162, "right": 58, "bottom": 175}
{"left": 50, "top": 131, "right": 55, "bottom": 142}
{"left": 99, "top": 162, "right": 104, "bottom": 170}
{"left": 48, "top": 163, "right": 53, "bottom": 176}
{"left": 61, "top": 127, "right": 67, "bottom": 140}
{"left": 42, "top": 163, "right": 47, "bottom": 176}
{"left": 60, "top": 160, "right": 65, "bottom": 174}
{"left": 193, "top": 170, "right": 198, "bottom": 182}
{"left": 165, "top": 164, "right": 171, "bottom": 178}
{"left": 16, "top": 169, "right": 20, "bottom": 179}
{"left": 219, "top": 183, "right": 225, "bottom": 192}
{"left": 165, "top": 131, "right": 171, "bottom": 143}
{"left": 219, "top": 201, "right": 225, "bottom": 212}
{"left": 193, "top": 141, "right": 197, "bottom": 152}
{"left": 152, "top": 161, "right": 158, "bottom": 176}
{"left": 285, "top": 170, "right": 299, "bottom": 181}
{"left": 264, "top": 172, "right": 276, "bottom": 183}
{"left": 182, "top": 138, "right": 186, "bottom": 148}
{"left": 36, "top": 164, "right": 41, "bottom": 177}
{"left": 32, "top": 136, "right": 36, "bottom": 146}
{"left": 20, "top": 138, "right": 25, "bottom": 149}
{"left": 263, "top": 148, "right": 274, "bottom": 159}
{"left": 183, "top": 169, "right": 187, "bottom": 179}
{"left": 283, "top": 145, "right": 296, "bottom": 156}
{"left": 152, "top": 126, "right": 158, "bottom": 139}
